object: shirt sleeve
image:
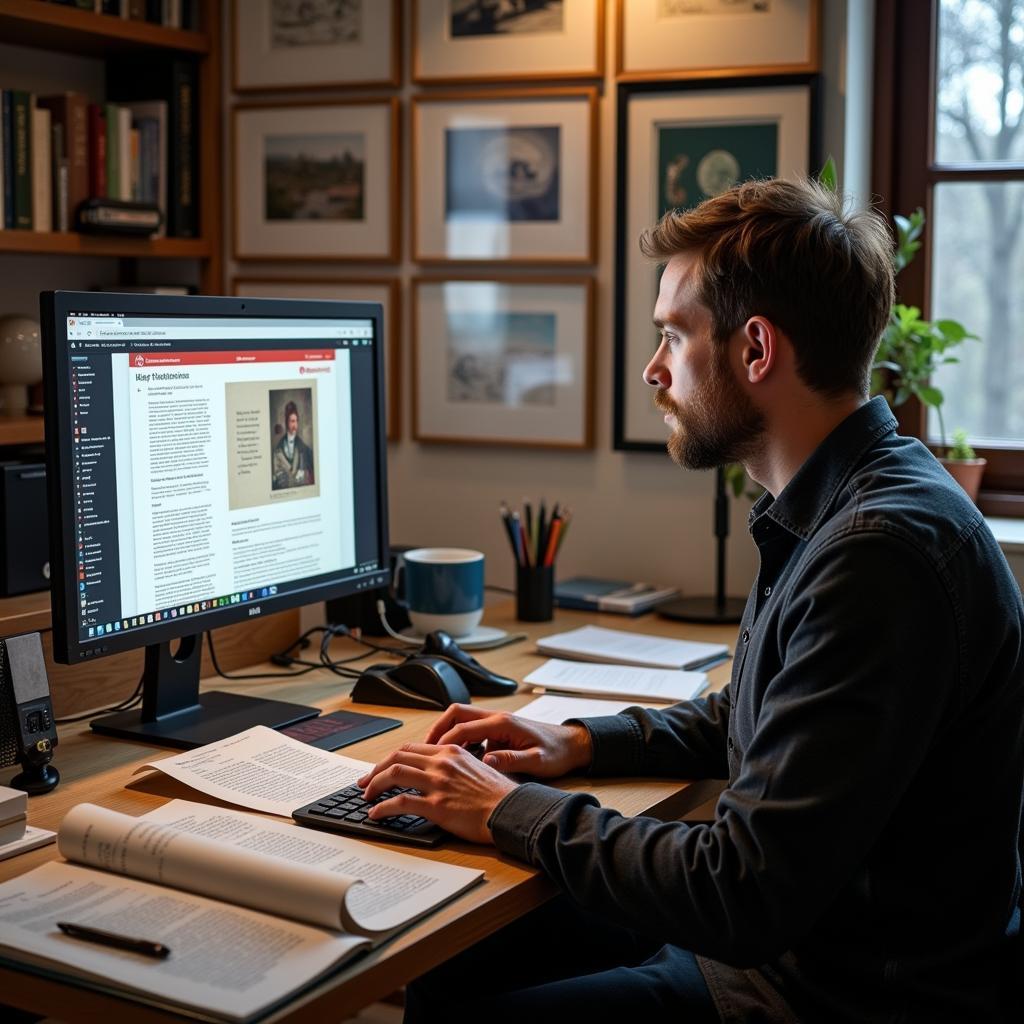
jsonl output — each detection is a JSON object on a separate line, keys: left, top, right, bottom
{"left": 571, "top": 686, "right": 733, "bottom": 779}
{"left": 488, "top": 532, "right": 960, "bottom": 966}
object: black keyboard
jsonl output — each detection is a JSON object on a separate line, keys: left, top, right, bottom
{"left": 292, "top": 785, "right": 445, "bottom": 847}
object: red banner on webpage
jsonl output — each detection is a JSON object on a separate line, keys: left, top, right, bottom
{"left": 129, "top": 350, "right": 336, "bottom": 367}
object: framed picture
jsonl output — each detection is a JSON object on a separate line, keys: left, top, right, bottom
{"left": 232, "top": 0, "right": 401, "bottom": 91}
{"left": 413, "top": 89, "right": 598, "bottom": 265}
{"left": 614, "top": 77, "right": 818, "bottom": 449}
{"left": 413, "top": 0, "right": 605, "bottom": 84}
{"left": 232, "top": 99, "right": 400, "bottom": 263}
{"left": 616, "top": 0, "right": 820, "bottom": 81}
{"left": 231, "top": 277, "right": 402, "bottom": 440}
{"left": 413, "top": 276, "right": 594, "bottom": 448}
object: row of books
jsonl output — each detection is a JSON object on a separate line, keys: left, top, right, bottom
{"left": 49, "top": 0, "right": 202, "bottom": 30}
{"left": 0, "top": 60, "right": 197, "bottom": 238}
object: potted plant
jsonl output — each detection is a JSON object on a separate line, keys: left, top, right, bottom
{"left": 939, "top": 427, "right": 987, "bottom": 502}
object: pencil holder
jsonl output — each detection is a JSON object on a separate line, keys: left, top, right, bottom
{"left": 516, "top": 565, "right": 554, "bottom": 622}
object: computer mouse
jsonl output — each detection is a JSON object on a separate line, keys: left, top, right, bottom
{"left": 350, "top": 656, "right": 472, "bottom": 711}
{"left": 418, "top": 630, "right": 518, "bottom": 696}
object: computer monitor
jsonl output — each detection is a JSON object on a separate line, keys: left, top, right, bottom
{"left": 41, "top": 291, "right": 391, "bottom": 749}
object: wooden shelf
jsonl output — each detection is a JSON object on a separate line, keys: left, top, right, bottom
{"left": 0, "top": 414, "right": 44, "bottom": 446}
{"left": 0, "top": 229, "right": 211, "bottom": 258}
{"left": 0, "top": 0, "right": 209, "bottom": 56}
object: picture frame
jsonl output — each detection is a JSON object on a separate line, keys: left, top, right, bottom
{"left": 614, "top": 77, "right": 818, "bottom": 450}
{"left": 232, "top": 0, "right": 401, "bottom": 92}
{"left": 412, "top": 0, "right": 605, "bottom": 85}
{"left": 616, "top": 0, "right": 820, "bottom": 81}
{"left": 413, "top": 89, "right": 598, "bottom": 265}
{"left": 413, "top": 276, "right": 594, "bottom": 448}
{"left": 232, "top": 98, "right": 400, "bottom": 263}
{"left": 231, "top": 277, "right": 403, "bottom": 441}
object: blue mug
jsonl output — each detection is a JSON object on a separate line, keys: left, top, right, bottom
{"left": 400, "top": 548, "right": 485, "bottom": 638}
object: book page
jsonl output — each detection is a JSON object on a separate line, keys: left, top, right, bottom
{"left": 536, "top": 625, "right": 729, "bottom": 669}
{"left": 131, "top": 725, "right": 372, "bottom": 817}
{"left": 524, "top": 659, "right": 708, "bottom": 702}
{"left": 141, "top": 800, "right": 484, "bottom": 936}
{"left": 59, "top": 803, "right": 352, "bottom": 931}
{"left": 0, "top": 861, "right": 365, "bottom": 1024}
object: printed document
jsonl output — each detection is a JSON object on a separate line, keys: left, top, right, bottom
{"left": 132, "top": 724, "right": 371, "bottom": 816}
{"left": 0, "top": 799, "right": 482, "bottom": 1023}
{"left": 516, "top": 694, "right": 648, "bottom": 723}
{"left": 524, "top": 659, "right": 708, "bottom": 703}
{"left": 536, "top": 624, "right": 730, "bottom": 670}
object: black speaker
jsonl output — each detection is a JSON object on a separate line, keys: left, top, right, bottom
{"left": 326, "top": 545, "right": 414, "bottom": 637}
{"left": 0, "top": 461, "right": 50, "bottom": 596}
{"left": 0, "top": 632, "right": 59, "bottom": 794}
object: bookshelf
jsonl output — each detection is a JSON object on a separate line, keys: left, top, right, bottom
{"left": 0, "top": 2, "right": 232, "bottom": 712}
{"left": 0, "top": 0, "right": 223, "bottom": 295}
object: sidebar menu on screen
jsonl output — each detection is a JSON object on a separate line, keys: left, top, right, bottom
{"left": 70, "top": 354, "right": 122, "bottom": 639}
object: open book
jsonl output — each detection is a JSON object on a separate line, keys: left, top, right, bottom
{"left": 0, "top": 798, "right": 482, "bottom": 1022}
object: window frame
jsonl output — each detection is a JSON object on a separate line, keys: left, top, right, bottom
{"left": 872, "top": 0, "right": 1024, "bottom": 516}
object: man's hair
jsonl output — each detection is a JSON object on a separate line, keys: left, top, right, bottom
{"left": 284, "top": 401, "right": 299, "bottom": 423}
{"left": 640, "top": 178, "right": 895, "bottom": 397}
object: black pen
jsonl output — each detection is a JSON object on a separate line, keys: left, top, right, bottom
{"left": 57, "top": 920, "right": 171, "bottom": 959}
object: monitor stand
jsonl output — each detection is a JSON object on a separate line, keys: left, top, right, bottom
{"left": 90, "top": 634, "right": 319, "bottom": 749}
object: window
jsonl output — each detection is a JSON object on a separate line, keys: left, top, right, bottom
{"left": 875, "top": 0, "right": 1024, "bottom": 513}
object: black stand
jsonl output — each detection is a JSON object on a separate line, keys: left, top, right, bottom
{"left": 90, "top": 634, "right": 319, "bottom": 750}
{"left": 11, "top": 763, "right": 60, "bottom": 795}
{"left": 658, "top": 466, "right": 747, "bottom": 625}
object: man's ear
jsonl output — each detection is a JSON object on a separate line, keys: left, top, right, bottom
{"left": 742, "top": 316, "right": 777, "bottom": 384}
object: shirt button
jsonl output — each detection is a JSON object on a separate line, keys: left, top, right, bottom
{"left": 763, "top": 585, "right": 772, "bottom": 597}
{"left": 742, "top": 629, "right": 750, "bottom": 645}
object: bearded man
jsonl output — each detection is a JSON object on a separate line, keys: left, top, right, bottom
{"left": 359, "top": 178, "right": 1024, "bottom": 1023}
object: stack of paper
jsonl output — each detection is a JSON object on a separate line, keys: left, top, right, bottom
{"left": 524, "top": 658, "right": 708, "bottom": 703}
{"left": 536, "top": 624, "right": 730, "bottom": 671}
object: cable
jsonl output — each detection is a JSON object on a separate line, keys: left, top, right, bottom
{"left": 55, "top": 673, "right": 144, "bottom": 724}
{"left": 375, "top": 600, "right": 424, "bottom": 646}
{"left": 205, "top": 629, "right": 322, "bottom": 682}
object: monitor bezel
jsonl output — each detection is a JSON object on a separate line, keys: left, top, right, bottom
{"left": 41, "top": 290, "right": 391, "bottom": 666}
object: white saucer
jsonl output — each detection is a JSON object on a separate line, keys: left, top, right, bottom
{"left": 410, "top": 625, "right": 511, "bottom": 649}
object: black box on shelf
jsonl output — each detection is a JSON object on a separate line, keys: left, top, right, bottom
{"left": 0, "top": 462, "right": 50, "bottom": 596}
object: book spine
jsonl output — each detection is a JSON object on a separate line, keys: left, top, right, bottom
{"left": 31, "top": 107, "right": 52, "bottom": 233}
{"left": 129, "top": 126, "right": 140, "bottom": 201}
{"left": 57, "top": 159, "right": 70, "bottom": 233}
{"left": 12, "top": 92, "right": 32, "bottom": 230}
{"left": 104, "top": 104, "right": 118, "bottom": 199}
{"left": 36, "top": 94, "right": 90, "bottom": 225}
{"left": 119, "top": 107, "right": 132, "bottom": 201}
{"left": 171, "top": 61, "right": 196, "bottom": 238}
{"left": 88, "top": 103, "right": 107, "bottom": 199}
{"left": 0, "top": 91, "right": 9, "bottom": 230}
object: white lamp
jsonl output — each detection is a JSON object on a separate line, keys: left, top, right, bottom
{"left": 0, "top": 316, "right": 43, "bottom": 416}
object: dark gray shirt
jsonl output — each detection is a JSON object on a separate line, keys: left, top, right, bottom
{"left": 489, "top": 398, "right": 1024, "bottom": 1023}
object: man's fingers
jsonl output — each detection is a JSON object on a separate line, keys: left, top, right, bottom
{"left": 362, "top": 762, "right": 430, "bottom": 801}
{"left": 436, "top": 719, "right": 503, "bottom": 747}
{"left": 424, "top": 703, "right": 487, "bottom": 745}
{"left": 483, "top": 747, "right": 538, "bottom": 773}
{"left": 366, "top": 792, "right": 431, "bottom": 821}
{"left": 356, "top": 743, "right": 442, "bottom": 787}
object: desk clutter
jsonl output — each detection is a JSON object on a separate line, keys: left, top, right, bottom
{"left": 500, "top": 499, "right": 572, "bottom": 622}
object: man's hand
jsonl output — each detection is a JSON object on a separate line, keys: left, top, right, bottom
{"left": 355, "top": 742, "right": 516, "bottom": 844}
{"left": 424, "top": 703, "right": 593, "bottom": 778}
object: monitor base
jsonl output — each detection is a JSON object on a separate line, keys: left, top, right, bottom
{"left": 657, "top": 595, "right": 746, "bottom": 625}
{"left": 91, "top": 691, "right": 319, "bottom": 750}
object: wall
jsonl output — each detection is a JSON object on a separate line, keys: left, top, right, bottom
{"left": 223, "top": 0, "right": 875, "bottom": 607}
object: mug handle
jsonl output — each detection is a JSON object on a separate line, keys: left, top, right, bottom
{"left": 389, "top": 551, "right": 409, "bottom": 609}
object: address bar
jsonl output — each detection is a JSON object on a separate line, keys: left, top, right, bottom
{"left": 90, "top": 325, "right": 370, "bottom": 340}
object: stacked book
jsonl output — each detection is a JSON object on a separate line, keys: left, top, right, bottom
{"left": 0, "top": 59, "right": 196, "bottom": 237}
{"left": 47, "top": 1, "right": 202, "bottom": 29}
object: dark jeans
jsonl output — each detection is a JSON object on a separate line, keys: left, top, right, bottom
{"left": 404, "top": 894, "right": 719, "bottom": 1023}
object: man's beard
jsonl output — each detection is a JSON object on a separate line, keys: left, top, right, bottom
{"left": 653, "top": 345, "right": 766, "bottom": 470}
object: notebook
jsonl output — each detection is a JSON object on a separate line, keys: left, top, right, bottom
{"left": 524, "top": 659, "right": 708, "bottom": 703}
{"left": 535, "top": 625, "right": 730, "bottom": 671}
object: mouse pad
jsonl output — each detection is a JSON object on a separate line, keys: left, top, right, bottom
{"left": 279, "top": 710, "right": 402, "bottom": 751}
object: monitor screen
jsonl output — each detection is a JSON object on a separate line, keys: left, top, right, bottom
{"left": 43, "top": 292, "right": 390, "bottom": 667}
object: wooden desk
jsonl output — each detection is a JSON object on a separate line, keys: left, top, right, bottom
{"left": 0, "top": 603, "right": 737, "bottom": 1023}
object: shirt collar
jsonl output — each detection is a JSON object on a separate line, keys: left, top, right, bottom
{"left": 748, "top": 396, "right": 897, "bottom": 541}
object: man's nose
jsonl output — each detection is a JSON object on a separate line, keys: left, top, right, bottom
{"left": 643, "top": 347, "right": 670, "bottom": 389}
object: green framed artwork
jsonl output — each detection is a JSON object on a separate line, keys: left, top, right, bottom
{"left": 614, "top": 77, "right": 818, "bottom": 450}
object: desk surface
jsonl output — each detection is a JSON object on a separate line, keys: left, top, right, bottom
{"left": 0, "top": 603, "right": 737, "bottom": 1024}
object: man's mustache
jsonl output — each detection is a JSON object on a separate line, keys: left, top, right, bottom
{"left": 653, "top": 389, "right": 680, "bottom": 417}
